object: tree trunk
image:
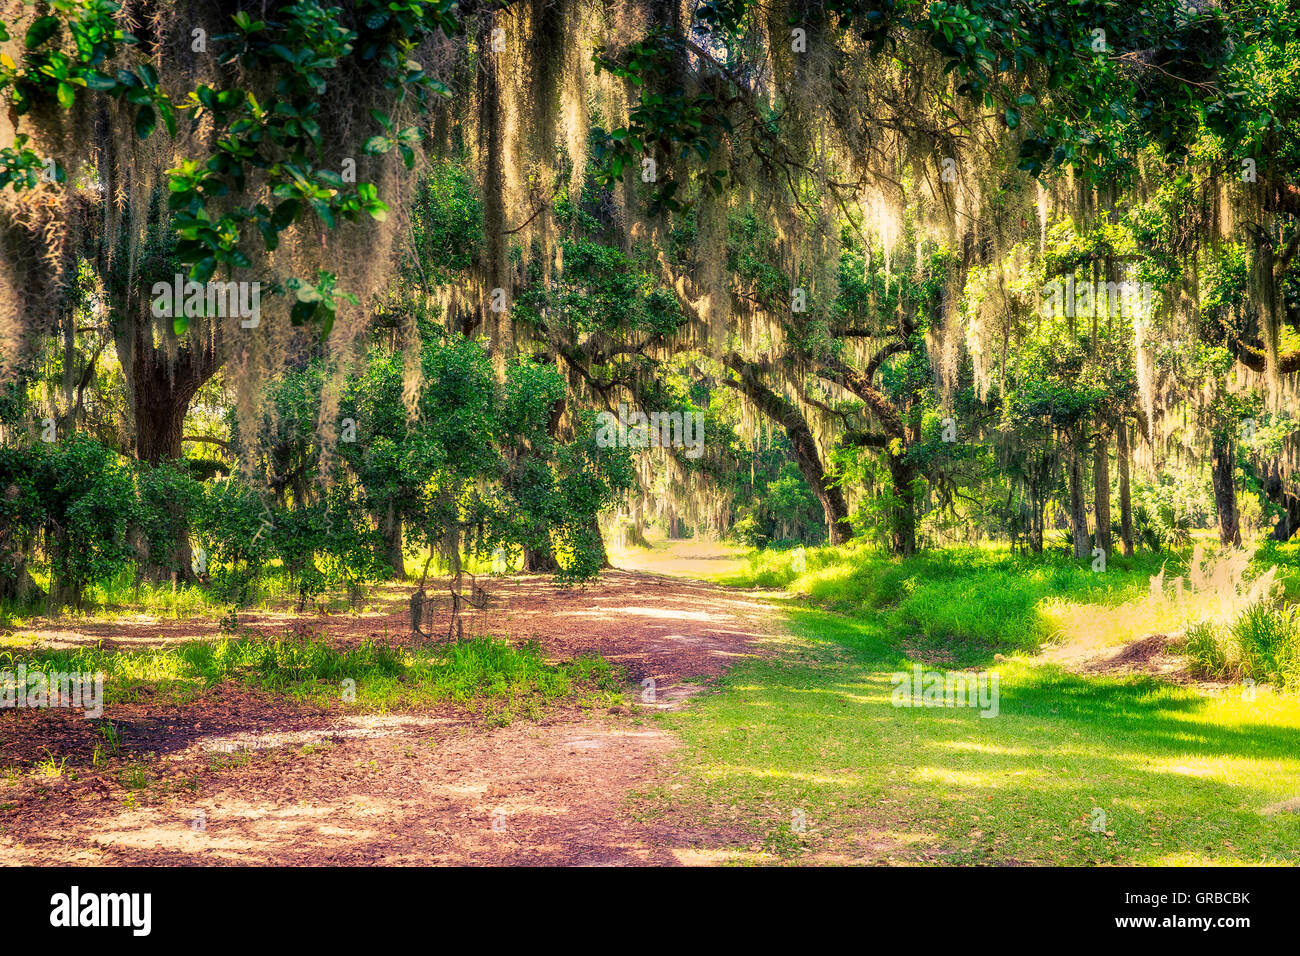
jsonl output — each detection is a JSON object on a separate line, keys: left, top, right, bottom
{"left": 135, "top": 521, "right": 195, "bottom": 585}
{"left": 132, "top": 380, "right": 191, "bottom": 463}
{"left": 1260, "top": 459, "right": 1300, "bottom": 541}
{"left": 1274, "top": 493, "right": 1300, "bottom": 542}
{"left": 113, "top": 292, "right": 223, "bottom": 465}
{"left": 1115, "top": 418, "right": 1134, "bottom": 556}
{"left": 108, "top": 307, "right": 217, "bottom": 584}
{"left": 888, "top": 455, "right": 917, "bottom": 556}
{"left": 0, "top": 483, "right": 44, "bottom": 604}
{"left": 379, "top": 502, "right": 406, "bottom": 579}
{"left": 478, "top": 13, "right": 512, "bottom": 358}
{"left": 46, "top": 526, "right": 81, "bottom": 613}
{"left": 817, "top": 480, "right": 854, "bottom": 545}
{"left": 589, "top": 515, "right": 611, "bottom": 569}
{"left": 724, "top": 355, "right": 852, "bottom": 545}
{"left": 1027, "top": 489, "right": 1045, "bottom": 553}
{"left": 523, "top": 543, "right": 559, "bottom": 573}
{"left": 0, "top": 550, "right": 44, "bottom": 605}
{"left": 1210, "top": 432, "right": 1242, "bottom": 547}
{"left": 1093, "top": 419, "right": 1112, "bottom": 560}
{"left": 1069, "top": 439, "right": 1090, "bottom": 559}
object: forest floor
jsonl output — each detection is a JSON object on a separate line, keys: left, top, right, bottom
{"left": 0, "top": 549, "right": 783, "bottom": 865}
{"left": 3, "top": 536, "right": 1298, "bottom": 865}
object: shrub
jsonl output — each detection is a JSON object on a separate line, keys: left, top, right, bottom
{"left": 0, "top": 444, "right": 46, "bottom": 604}
{"left": 193, "top": 477, "right": 277, "bottom": 603}
{"left": 133, "top": 459, "right": 203, "bottom": 580}
{"left": 40, "top": 437, "right": 135, "bottom": 608}
{"left": 730, "top": 513, "right": 768, "bottom": 549}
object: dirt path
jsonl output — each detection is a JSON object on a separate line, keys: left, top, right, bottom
{"left": 0, "top": 570, "right": 778, "bottom": 865}
{"left": 608, "top": 531, "right": 751, "bottom": 581}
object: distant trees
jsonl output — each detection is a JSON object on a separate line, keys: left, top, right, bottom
{"left": 1, "top": 0, "right": 1297, "bottom": 601}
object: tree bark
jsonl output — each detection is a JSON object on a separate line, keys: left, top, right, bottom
{"left": 1211, "top": 432, "right": 1243, "bottom": 547}
{"left": 819, "top": 355, "right": 924, "bottom": 551}
{"left": 1030, "top": 490, "right": 1044, "bottom": 553}
{"left": 888, "top": 455, "right": 917, "bottom": 556}
{"left": 588, "top": 515, "right": 611, "bottom": 569}
{"left": 1093, "top": 419, "right": 1112, "bottom": 560}
{"left": 1260, "top": 458, "right": 1300, "bottom": 542}
{"left": 478, "top": 13, "right": 512, "bottom": 358}
{"left": 1115, "top": 418, "right": 1134, "bottom": 556}
{"left": 1069, "top": 438, "right": 1090, "bottom": 559}
{"left": 119, "top": 317, "right": 217, "bottom": 585}
{"left": 379, "top": 502, "right": 406, "bottom": 579}
{"left": 1274, "top": 494, "right": 1300, "bottom": 542}
{"left": 107, "top": 257, "right": 224, "bottom": 466}
{"left": 523, "top": 543, "right": 559, "bottom": 573}
{"left": 725, "top": 355, "right": 853, "bottom": 544}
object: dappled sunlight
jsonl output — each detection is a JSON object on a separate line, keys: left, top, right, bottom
{"left": 912, "top": 766, "right": 1008, "bottom": 789}
{"left": 579, "top": 606, "right": 721, "bottom": 623}
{"left": 699, "top": 765, "right": 862, "bottom": 788}
{"left": 1037, "top": 546, "right": 1286, "bottom": 668}
{"left": 609, "top": 529, "right": 752, "bottom": 582}
{"left": 662, "top": 594, "right": 1300, "bottom": 865}
{"left": 932, "top": 740, "right": 1041, "bottom": 758}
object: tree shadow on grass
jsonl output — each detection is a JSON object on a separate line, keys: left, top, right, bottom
{"left": 672, "top": 604, "right": 1300, "bottom": 864}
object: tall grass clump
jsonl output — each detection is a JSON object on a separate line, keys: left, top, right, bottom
{"left": 1182, "top": 601, "right": 1300, "bottom": 688}
{"left": 6, "top": 634, "right": 622, "bottom": 718}
{"left": 724, "top": 540, "right": 1295, "bottom": 670}
{"left": 721, "top": 542, "right": 1164, "bottom": 663}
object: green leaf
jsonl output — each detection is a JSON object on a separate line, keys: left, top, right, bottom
{"left": 25, "top": 16, "right": 59, "bottom": 50}
{"left": 191, "top": 257, "right": 217, "bottom": 283}
{"left": 84, "top": 72, "right": 118, "bottom": 92}
{"left": 271, "top": 199, "right": 300, "bottom": 229}
{"left": 258, "top": 221, "right": 280, "bottom": 251}
{"left": 135, "top": 104, "right": 156, "bottom": 139}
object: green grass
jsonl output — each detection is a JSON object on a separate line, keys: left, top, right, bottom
{"left": 657, "top": 599, "right": 1300, "bottom": 865}
{"left": 722, "top": 540, "right": 1300, "bottom": 666}
{"left": 722, "top": 542, "right": 1175, "bottom": 665}
{"left": 0, "top": 542, "right": 563, "bottom": 631}
{"left": 1183, "top": 600, "right": 1300, "bottom": 688}
{"left": 0, "top": 563, "right": 390, "bottom": 630}
{"left": 657, "top": 541, "right": 1300, "bottom": 864}
{"left": 5, "top": 634, "right": 623, "bottom": 723}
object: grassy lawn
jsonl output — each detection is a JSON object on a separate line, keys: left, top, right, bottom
{"left": 657, "top": 542, "right": 1300, "bottom": 865}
